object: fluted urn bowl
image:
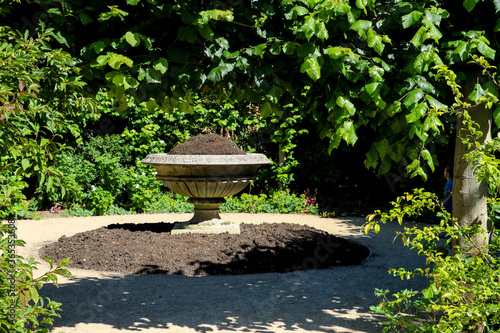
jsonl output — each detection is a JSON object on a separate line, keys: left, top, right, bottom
{"left": 141, "top": 153, "right": 271, "bottom": 229}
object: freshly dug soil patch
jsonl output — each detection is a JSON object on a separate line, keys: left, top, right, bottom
{"left": 40, "top": 222, "right": 370, "bottom": 276}
{"left": 169, "top": 133, "right": 245, "bottom": 155}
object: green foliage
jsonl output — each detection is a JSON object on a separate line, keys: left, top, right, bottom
{"left": 16, "top": 0, "right": 498, "bottom": 181}
{"left": 59, "top": 188, "right": 316, "bottom": 216}
{"left": 29, "top": 115, "right": 309, "bottom": 214}
{"left": 0, "top": 173, "right": 28, "bottom": 220}
{"left": 365, "top": 189, "right": 500, "bottom": 332}
{"left": 60, "top": 205, "right": 94, "bottom": 217}
{"left": 29, "top": 133, "right": 163, "bottom": 214}
{"left": 304, "top": 188, "right": 320, "bottom": 215}
{"left": 0, "top": 25, "right": 99, "bottom": 218}
{"left": 87, "top": 188, "right": 114, "bottom": 216}
{"left": 61, "top": 192, "right": 193, "bottom": 216}
{"left": 262, "top": 111, "right": 309, "bottom": 189}
{"left": 145, "top": 192, "right": 193, "bottom": 214}
{"left": 0, "top": 25, "right": 81, "bottom": 332}
{"left": 0, "top": 222, "right": 72, "bottom": 332}
{"left": 2, "top": 0, "right": 498, "bottom": 205}
{"left": 56, "top": 135, "right": 161, "bottom": 215}
{"left": 104, "top": 205, "right": 135, "bottom": 216}
{"left": 220, "top": 190, "right": 308, "bottom": 214}
{"left": 489, "top": 198, "right": 500, "bottom": 230}
{"left": 94, "top": 90, "right": 308, "bottom": 190}
{"left": 9, "top": 0, "right": 497, "bottom": 211}
{"left": 370, "top": 288, "right": 433, "bottom": 333}
{"left": 363, "top": 48, "right": 500, "bottom": 332}
{"left": 53, "top": 137, "right": 197, "bottom": 216}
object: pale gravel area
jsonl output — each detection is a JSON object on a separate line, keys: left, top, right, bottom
{"left": 13, "top": 213, "right": 430, "bottom": 333}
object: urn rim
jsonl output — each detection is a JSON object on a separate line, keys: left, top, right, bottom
{"left": 141, "top": 153, "right": 271, "bottom": 166}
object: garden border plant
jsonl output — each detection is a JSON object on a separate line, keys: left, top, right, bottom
{"left": 365, "top": 189, "right": 500, "bottom": 332}
{"left": 363, "top": 57, "right": 500, "bottom": 333}
{"left": 31, "top": 93, "right": 316, "bottom": 216}
{"left": 0, "top": 23, "right": 84, "bottom": 333}
{"left": 0, "top": 221, "right": 73, "bottom": 333}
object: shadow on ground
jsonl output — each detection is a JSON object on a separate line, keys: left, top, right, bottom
{"left": 39, "top": 217, "right": 430, "bottom": 332}
{"left": 42, "top": 269, "right": 385, "bottom": 332}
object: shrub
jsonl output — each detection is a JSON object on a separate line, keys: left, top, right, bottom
{"left": 125, "top": 166, "right": 163, "bottom": 213}
{"left": 0, "top": 26, "right": 99, "bottom": 219}
{"left": 87, "top": 188, "right": 115, "bottom": 216}
{"left": 145, "top": 192, "right": 193, "bottom": 214}
{"left": 364, "top": 189, "right": 500, "bottom": 332}
{"left": 0, "top": 24, "right": 86, "bottom": 333}
{"left": 0, "top": 222, "right": 72, "bottom": 332}
{"left": 35, "top": 135, "right": 166, "bottom": 215}
{"left": 104, "top": 206, "right": 135, "bottom": 216}
{"left": 61, "top": 205, "right": 94, "bottom": 217}
{"left": 61, "top": 192, "right": 195, "bottom": 217}
{"left": 40, "top": 130, "right": 322, "bottom": 216}
{"left": 220, "top": 190, "right": 307, "bottom": 214}
{"left": 0, "top": 173, "right": 28, "bottom": 220}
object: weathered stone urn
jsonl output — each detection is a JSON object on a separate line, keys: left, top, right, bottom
{"left": 141, "top": 153, "right": 270, "bottom": 233}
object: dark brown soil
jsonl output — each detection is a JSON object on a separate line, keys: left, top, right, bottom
{"left": 40, "top": 222, "right": 370, "bottom": 276}
{"left": 169, "top": 134, "right": 245, "bottom": 155}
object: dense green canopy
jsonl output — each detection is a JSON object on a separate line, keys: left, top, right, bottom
{"left": 3, "top": 0, "right": 499, "bottom": 180}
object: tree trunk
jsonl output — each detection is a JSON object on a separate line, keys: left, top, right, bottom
{"left": 452, "top": 101, "right": 492, "bottom": 333}
{"left": 452, "top": 102, "right": 492, "bottom": 257}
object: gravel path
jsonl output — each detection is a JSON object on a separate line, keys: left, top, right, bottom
{"left": 15, "top": 213, "right": 429, "bottom": 333}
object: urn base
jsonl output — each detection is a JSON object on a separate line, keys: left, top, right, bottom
{"left": 171, "top": 219, "right": 240, "bottom": 235}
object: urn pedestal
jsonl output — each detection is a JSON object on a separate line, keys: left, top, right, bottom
{"left": 141, "top": 154, "right": 271, "bottom": 234}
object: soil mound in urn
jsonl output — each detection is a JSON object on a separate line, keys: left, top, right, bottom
{"left": 40, "top": 222, "right": 370, "bottom": 276}
{"left": 168, "top": 133, "right": 245, "bottom": 155}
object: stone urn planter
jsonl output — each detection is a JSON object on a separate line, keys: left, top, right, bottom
{"left": 141, "top": 135, "right": 271, "bottom": 234}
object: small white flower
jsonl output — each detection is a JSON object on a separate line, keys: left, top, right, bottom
{"left": 135, "top": 184, "right": 139, "bottom": 189}
{"left": 160, "top": 140, "right": 165, "bottom": 144}
{"left": 91, "top": 185, "right": 96, "bottom": 191}
{"left": 101, "top": 179, "right": 104, "bottom": 183}
{"left": 142, "top": 172, "right": 145, "bottom": 176}
{"left": 134, "top": 174, "right": 138, "bottom": 177}
{"left": 152, "top": 171, "right": 157, "bottom": 175}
